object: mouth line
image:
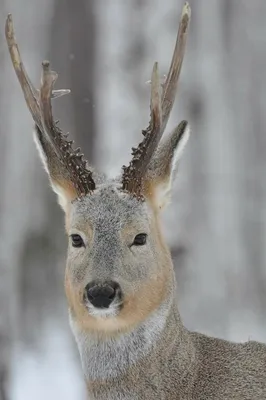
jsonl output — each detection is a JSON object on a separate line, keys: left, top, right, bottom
{"left": 84, "top": 300, "right": 123, "bottom": 319}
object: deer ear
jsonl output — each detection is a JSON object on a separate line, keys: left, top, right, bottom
{"left": 33, "top": 127, "right": 77, "bottom": 212}
{"left": 144, "top": 121, "right": 190, "bottom": 210}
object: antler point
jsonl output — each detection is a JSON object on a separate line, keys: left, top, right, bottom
{"left": 42, "top": 60, "right": 50, "bottom": 69}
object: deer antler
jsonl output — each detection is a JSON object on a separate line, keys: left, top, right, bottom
{"left": 121, "top": 2, "right": 191, "bottom": 198}
{"left": 5, "top": 14, "right": 95, "bottom": 197}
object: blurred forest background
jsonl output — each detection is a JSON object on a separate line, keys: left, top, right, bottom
{"left": 1, "top": 0, "right": 266, "bottom": 398}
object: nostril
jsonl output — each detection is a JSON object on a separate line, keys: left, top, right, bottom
{"left": 103, "top": 285, "right": 116, "bottom": 299}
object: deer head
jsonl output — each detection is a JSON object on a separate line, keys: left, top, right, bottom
{"left": 5, "top": 3, "right": 191, "bottom": 336}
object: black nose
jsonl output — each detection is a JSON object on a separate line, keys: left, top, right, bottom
{"left": 85, "top": 281, "right": 120, "bottom": 309}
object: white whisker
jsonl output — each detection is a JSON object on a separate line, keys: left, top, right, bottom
{"left": 85, "top": 301, "right": 121, "bottom": 318}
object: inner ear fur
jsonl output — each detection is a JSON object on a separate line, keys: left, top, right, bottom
{"left": 144, "top": 121, "right": 190, "bottom": 209}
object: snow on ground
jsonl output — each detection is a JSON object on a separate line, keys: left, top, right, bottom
{"left": 11, "top": 324, "right": 86, "bottom": 400}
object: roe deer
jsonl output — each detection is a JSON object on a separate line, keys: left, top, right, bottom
{"left": 5, "top": 2, "right": 266, "bottom": 399}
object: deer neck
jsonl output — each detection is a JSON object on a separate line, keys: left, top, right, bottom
{"left": 69, "top": 287, "right": 195, "bottom": 384}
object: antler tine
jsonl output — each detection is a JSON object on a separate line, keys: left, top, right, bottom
{"left": 5, "top": 15, "right": 70, "bottom": 124}
{"left": 5, "top": 14, "right": 95, "bottom": 197}
{"left": 161, "top": 2, "right": 191, "bottom": 132}
{"left": 5, "top": 14, "right": 41, "bottom": 128}
{"left": 150, "top": 62, "right": 162, "bottom": 133}
{"left": 39, "top": 61, "right": 60, "bottom": 156}
{"left": 121, "top": 3, "right": 191, "bottom": 198}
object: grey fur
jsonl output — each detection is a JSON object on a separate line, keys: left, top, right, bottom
{"left": 70, "top": 297, "right": 170, "bottom": 381}
{"left": 34, "top": 119, "right": 266, "bottom": 399}
{"left": 67, "top": 184, "right": 154, "bottom": 287}
{"left": 75, "top": 301, "right": 266, "bottom": 400}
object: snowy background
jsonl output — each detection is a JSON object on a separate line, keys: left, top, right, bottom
{"left": 1, "top": 0, "right": 266, "bottom": 398}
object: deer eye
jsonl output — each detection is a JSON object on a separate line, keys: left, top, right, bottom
{"left": 70, "top": 234, "right": 84, "bottom": 248}
{"left": 133, "top": 233, "right": 147, "bottom": 246}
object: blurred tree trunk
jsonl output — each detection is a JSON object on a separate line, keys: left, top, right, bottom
{"left": 0, "top": 4, "right": 12, "bottom": 398}
{"left": 224, "top": 0, "right": 266, "bottom": 341}
{"left": 49, "top": 0, "right": 96, "bottom": 162}
{"left": 95, "top": 0, "right": 148, "bottom": 175}
{"left": 168, "top": 0, "right": 266, "bottom": 342}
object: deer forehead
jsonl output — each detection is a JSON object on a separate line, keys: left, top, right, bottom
{"left": 68, "top": 184, "right": 152, "bottom": 235}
